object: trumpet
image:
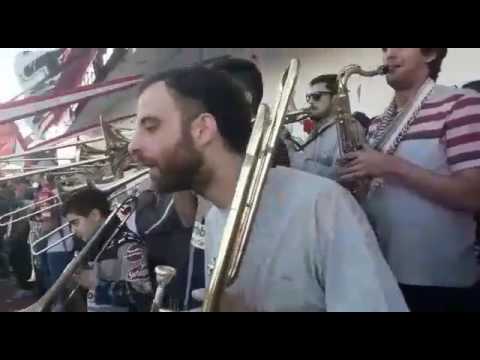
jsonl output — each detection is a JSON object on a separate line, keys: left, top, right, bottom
{"left": 150, "top": 266, "right": 177, "bottom": 312}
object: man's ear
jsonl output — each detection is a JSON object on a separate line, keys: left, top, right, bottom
{"left": 89, "top": 209, "right": 103, "bottom": 222}
{"left": 329, "top": 94, "right": 338, "bottom": 105}
{"left": 424, "top": 50, "right": 437, "bottom": 65}
{"left": 190, "top": 113, "right": 218, "bottom": 147}
{"left": 245, "top": 91, "right": 253, "bottom": 106}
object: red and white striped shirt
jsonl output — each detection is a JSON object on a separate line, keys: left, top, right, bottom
{"left": 365, "top": 84, "right": 480, "bottom": 288}
{"left": 402, "top": 90, "right": 480, "bottom": 172}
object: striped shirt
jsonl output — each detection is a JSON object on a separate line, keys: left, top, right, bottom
{"left": 400, "top": 87, "right": 480, "bottom": 172}
{"left": 365, "top": 84, "right": 480, "bottom": 288}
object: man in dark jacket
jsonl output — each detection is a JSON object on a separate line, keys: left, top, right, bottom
{"left": 64, "top": 188, "right": 152, "bottom": 312}
{"left": 133, "top": 188, "right": 205, "bottom": 311}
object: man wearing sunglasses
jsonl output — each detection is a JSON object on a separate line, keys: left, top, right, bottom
{"left": 286, "top": 74, "right": 356, "bottom": 180}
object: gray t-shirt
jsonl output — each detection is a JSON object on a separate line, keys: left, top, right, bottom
{"left": 205, "top": 167, "right": 408, "bottom": 312}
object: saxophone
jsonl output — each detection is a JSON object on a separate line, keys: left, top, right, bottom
{"left": 334, "top": 64, "right": 389, "bottom": 199}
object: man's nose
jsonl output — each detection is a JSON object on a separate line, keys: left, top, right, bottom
{"left": 384, "top": 48, "right": 398, "bottom": 60}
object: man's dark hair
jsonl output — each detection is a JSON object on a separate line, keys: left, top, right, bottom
{"left": 139, "top": 66, "right": 252, "bottom": 155}
{"left": 210, "top": 58, "right": 264, "bottom": 117}
{"left": 463, "top": 80, "right": 480, "bottom": 93}
{"left": 381, "top": 48, "right": 448, "bottom": 82}
{"left": 45, "top": 174, "right": 55, "bottom": 184}
{"left": 63, "top": 188, "right": 110, "bottom": 218}
{"left": 309, "top": 74, "right": 338, "bottom": 95}
{"left": 420, "top": 48, "right": 448, "bottom": 81}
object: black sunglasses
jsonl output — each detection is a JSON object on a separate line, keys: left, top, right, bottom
{"left": 306, "top": 91, "right": 331, "bottom": 103}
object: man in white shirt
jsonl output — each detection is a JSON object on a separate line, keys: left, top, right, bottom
{"left": 128, "top": 65, "right": 408, "bottom": 312}
{"left": 338, "top": 48, "right": 480, "bottom": 312}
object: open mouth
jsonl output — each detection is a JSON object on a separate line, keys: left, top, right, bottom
{"left": 388, "top": 65, "right": 402, "bottom": 73}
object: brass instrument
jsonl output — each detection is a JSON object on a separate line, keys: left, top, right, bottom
{"left": 0, "top": 157, "right": 108, "bottom": 184}
{"left": 283, "top": 108, "right": 312, "bottom": 125}
{"left": 0, "top": 195, "right": 60, "bottom": 227}
{"left": 18, "top": 169, "right": 149, "bottom": 287}
{"left": 100, "top": 117, "right": 132, "bottom": 180}
{"left": 150, "top": 266, "right": 177, "bottom": 312}
{"left": 30, "top": 223, "right": 73, "bottom": 256}
{"left": 26, "top": 220, "right": 42, "bottom": 282}
{"left": 0, "top": 118, "right": 132, "bottom": 185}
{"left": 19, "top": 195, "right": 138, "bottom": 312}
{"left": 334, "top": 64, "right": 389, "bottom": 199}
{"left": 335, "top": 64, "right": 389, "bottom": 156}
{"left": 0, "top": 137, "right": 104, "bottom": 163}
{"left": 202, "top": 59, "right": 300, "bottom": 312}
{"left": 0, "top": 169, "right": 148, "bottom": 230}
{"left": 0, "top": 115, "right": 139, "bottom": 298}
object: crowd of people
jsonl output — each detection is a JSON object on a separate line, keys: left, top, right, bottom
{"left": 1, "top": 48, "right": 480, "bottom": 312}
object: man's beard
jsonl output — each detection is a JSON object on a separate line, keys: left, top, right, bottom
{"left": 149, "top": 139, "right": 203, "bottom": 194}
{"left": 386, "top": 69, "right": 418, "bottom": 91}
{"left": 311, "top": 107, "right": 331, "bottom": 122}
{"left": 386, "top": 75, "right": 403, "bottom": 90}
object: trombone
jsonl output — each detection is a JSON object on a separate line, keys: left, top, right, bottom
{"left": 22, "top": 168, "right": 149, "bottom": 286}
{"left": 30, "top": 223, "right": 73, "bottom": 256}
{"left": 19, "top": 195, "right": 138, "bottom": 312}
{"left": 1, "top": 168, "right": 149, "bottom": 229}
{"left": 0, "top": 195, "right": 61, "bottom": 227}
{"left": 283, "top": 108, "right": 312, "bottom": 125}
{"left": 0, "top": 136, "right": 104, "bottom": 163}
{"left": 0, "top": 157, "right": 109, "bottom": 184}
{"left": 147, "top": 61, "right": 301, "bottom": 313}
{"left": 0, "top": 117, "right": 131, "bottom": 185}
{"left": 202, "top": 59, "right": 300, "bottom": 312}
{"left": 0, "top": 121, "right": 137, "bottom": 228}
{"left": 19, "top": 168, "right": 149, "bottom": 312}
